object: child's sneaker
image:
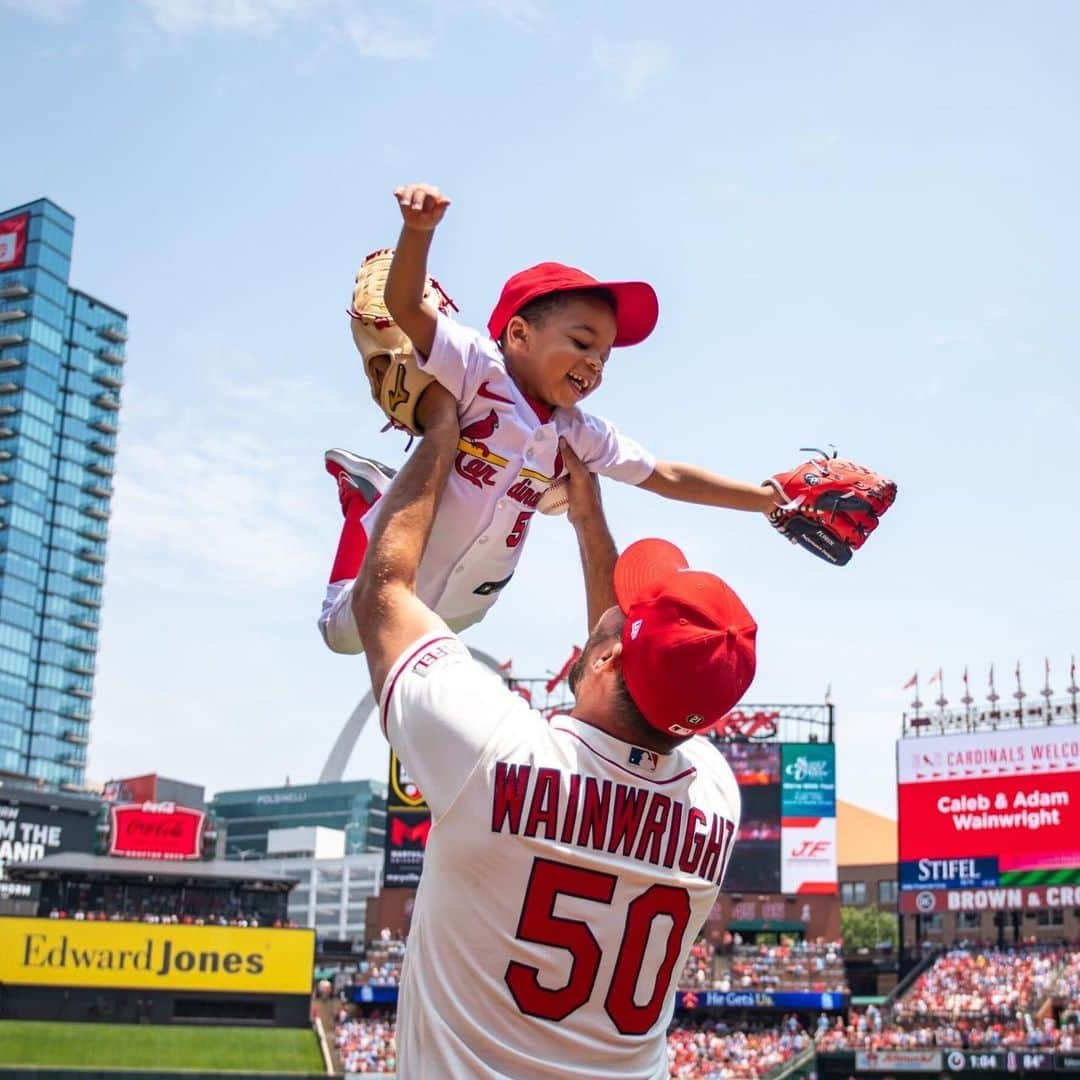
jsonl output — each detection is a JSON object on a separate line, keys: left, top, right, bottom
{"left": 325, "top": 449, "right": 396, "bottom": 515}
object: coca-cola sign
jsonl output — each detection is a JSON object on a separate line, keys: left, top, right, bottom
{"left": 109, "top": 803, "right": 205, "bottom": 860}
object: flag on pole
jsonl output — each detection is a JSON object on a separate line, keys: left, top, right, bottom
{"left": 963, "top": 667, "right": 970, "bottom": 689}
{"left": 902, "top": 673, "right": 918, "bottom": 690}
{"left": 824, "top": 684, "right": 833, "bottom": 705}
{"left": 928, "top": 668, "right": 942, "bottom": 685}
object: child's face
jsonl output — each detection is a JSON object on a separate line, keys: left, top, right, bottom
{"left": 504, "top": 294, "right": 617, "bottom": 410}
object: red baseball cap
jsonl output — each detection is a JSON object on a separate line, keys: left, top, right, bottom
{"left": 487, "top": 262, "right": 658, "bottom": 347}
{"left": 614, "top": 539, "right": 757, "bottom": 738}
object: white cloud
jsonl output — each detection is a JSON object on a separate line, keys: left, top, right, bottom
{"left": 468, "top": 0, "right": 541, "bottom": 28}
{"left": 343, "top": 13, "right": 433, "bottom": 60}
{"left": 592, "top": 39, "right": 672, "bottom": 102}
{"left": 2, "top": 0, "right": 81, "bottom": 19}
{"left": 108, "top": 365, "right": 347, "bottom": 592}
{"left": 134, "top": 0, "right": 313, "bottom": 35}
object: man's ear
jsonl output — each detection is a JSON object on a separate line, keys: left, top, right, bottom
{"left": 593, "top": 637, "right": 622, "bottom": 674}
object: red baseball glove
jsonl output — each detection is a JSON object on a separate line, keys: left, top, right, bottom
{"left": 765, "top": 450, "right": 897, "bottom": 566}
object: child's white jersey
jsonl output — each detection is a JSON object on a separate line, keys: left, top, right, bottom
{"left": 382, "top": 631, "right": 742, "bottom": 1079}
{"left": 360, "top": 315, "right": 654, "bottom": 624}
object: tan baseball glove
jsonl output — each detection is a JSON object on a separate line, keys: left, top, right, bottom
{"left": 348, "top": 248, "right": 457, "bottom": 436}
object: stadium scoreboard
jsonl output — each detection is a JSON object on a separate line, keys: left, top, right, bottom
{"left": 715, "top": 740, "right": 837, "bottom": 895}
{"left": 897, "top": 723, "right": 1080, "bottom": 913}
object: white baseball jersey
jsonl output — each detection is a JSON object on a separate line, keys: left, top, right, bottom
{"left": 381, "top": 630, "right": 742, "bottom": 1080}
{"left": 361, "top": 314, "right": 655, "bottom": 625}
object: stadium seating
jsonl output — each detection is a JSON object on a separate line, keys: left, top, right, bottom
{"left": 667, "top": 1017, "right": 810, "bottom": 1078}
{"left": 44, "top": 908, "right": 294, "bottom": 927}
{"left": 334, "top": 1010, "right": 397, "bottom": 1074}
{"left": 675, "top": 936, "right": 848, "bottom": 993}
{"left": 817, "top": 946, "right": 1080, "bottom": 1053}
{"left": 352, "top": 935, "right": 407, "bottom": 987}
{"left": 894, "top": 947, "right": 1064, "bottom": 1019}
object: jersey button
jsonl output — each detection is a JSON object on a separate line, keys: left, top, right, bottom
{"left": 478, "top": 536, "right": 489, "bottom": 544}
{"left": 454, "top": 566, "right": 465, "bottom": 574}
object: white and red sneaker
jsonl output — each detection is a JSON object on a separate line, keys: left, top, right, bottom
{"left": 325, "top": 449, "right": 396, "bottom": 516}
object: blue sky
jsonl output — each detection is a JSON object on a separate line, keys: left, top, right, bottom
{"left": 3, "top": 0, "right": 1077, "bottom": 817}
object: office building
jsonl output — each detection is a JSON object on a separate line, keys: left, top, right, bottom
{"left": 0, "top": 200, "right": 126, "bottom": 788}
{"left": 259, "top": 826, "right": 382, "bottom": 941}
{"left": 210, "top": 779, "right": 387, "bottom": 859}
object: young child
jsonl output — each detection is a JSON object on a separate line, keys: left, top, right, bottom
{"left": 318, "top": 182, "right": 781, "bottom": 653}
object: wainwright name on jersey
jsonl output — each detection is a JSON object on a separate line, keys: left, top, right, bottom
{"left": 382, "top": 632, "right": 742, "bottom": 1080}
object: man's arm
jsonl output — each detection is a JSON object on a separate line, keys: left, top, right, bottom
{"left": 639, "top": 460, "right": 782, "bottom": 514}
{"left": 561, "top": 438, "right": 618, "bottom": 632}
{"left": 384, "top": 183, "right": 451, "bottom": 359}
{"left": 353, "top": 384, "right": 459, "bottom": 698}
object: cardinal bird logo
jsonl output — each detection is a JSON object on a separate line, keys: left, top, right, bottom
{"left": 456, "top": 410, "right": 507, "bottom": 489}
{"left": 460, "top": 409, "right": 500, "bottom": 454}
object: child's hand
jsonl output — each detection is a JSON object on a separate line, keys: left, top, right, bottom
{"left": 394, "top": 183, "right": 451, "bottom": 232}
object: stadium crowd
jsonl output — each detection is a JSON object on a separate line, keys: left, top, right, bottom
{"left": 668, "top": 1016, "right": 810, "bottom": 1078}
{"left": 334, "top": 1009, "right": 396, "bottom": 1074}
{"left": 673, "top": 935, "right": 848, "bottom": 994}
{"left": 893, "top": 946, "right": 1065, "bottom": 1019}
{"left": 332, "top": 1011, "right": 813, "bottom": 1078}
{"left": 332, "top": 941, "right": 1080, "bottom": 1073}
{"left": 44, "top": 907, "right": 296, "bottom": 927}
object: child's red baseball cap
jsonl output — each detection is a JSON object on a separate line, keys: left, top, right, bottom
{"left": 613, "top": 539, "right": 757, "bottom": 738}
{"left": 488, "top": 262, "right": 659, "bottom": 347}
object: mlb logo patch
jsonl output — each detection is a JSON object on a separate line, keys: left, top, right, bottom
{"left": 628, "top": 747, "right": 658, "bottom": 772}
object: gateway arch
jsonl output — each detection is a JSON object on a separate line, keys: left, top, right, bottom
{"left": 318, "top": 648, "right": 506, "bottom": 783}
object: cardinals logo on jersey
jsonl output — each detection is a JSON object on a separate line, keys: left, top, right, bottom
{"left": 456, "top": 410, "right": 509, "bottom": 488}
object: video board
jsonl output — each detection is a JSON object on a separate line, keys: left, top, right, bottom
{"left": 897, "top": 725, "right": 1080, "bottom": 913}
{"left": 1, "top": 797, "right": 98, "bottom": 900}
{"left": 715, "top": 742, "right": 837, "bottom": 895}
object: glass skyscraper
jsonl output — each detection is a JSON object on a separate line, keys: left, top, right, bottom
{"left": 0, "top": 199, "right": 125, "bottom": 789}
{"left": 210, "top": 780, "right": 388, "bottom": 859}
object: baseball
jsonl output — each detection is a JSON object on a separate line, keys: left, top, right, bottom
{"left": 535, "top": 476, "right": 569, "bottom": 516}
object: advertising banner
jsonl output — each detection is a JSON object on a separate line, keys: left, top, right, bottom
{"left": 855, "top": 1050, "right": 943, "bottom": 1072}
{"left": 782, "top": 744, "right": 836, "bottom": 817}
{"left": 898, "top": 881, "right": 1080, "bottom": 914}
{"left": 108, "top": 803, "right": 205, "bottom": 860}
{"left": 781, "top": 817, "right": 838, "bottom": 895}
{"left": 0, "top": 212, "right": 28, "bottom": 272}
{"left": 0, "top": 799, "right": 98, "bottom": 888}
{"left": 383, "top": 751, "right": 431, "bottom": 889}
{"left": 898, "top": 726, "right": 1080, "bottom": 897}
{"left": 0, "top": 918, "right": 315, "bottom": 994}
{"left": 676, "top": 989, "right": 847, "bottom": 1011}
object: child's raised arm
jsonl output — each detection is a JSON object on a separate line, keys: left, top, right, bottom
{"left": 385, "top": 182, "right": 451, "bottom": 358}
{"left": 639, "top": 460, "right": 781, "bottom": 515}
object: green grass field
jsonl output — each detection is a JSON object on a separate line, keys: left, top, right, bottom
{"left": 0, "top": 1021, "right": 325, "bottom": 1073}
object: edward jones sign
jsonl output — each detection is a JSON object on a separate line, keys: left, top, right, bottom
{"left": 0, "top": 918, "right": 314, "bottom": 994}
